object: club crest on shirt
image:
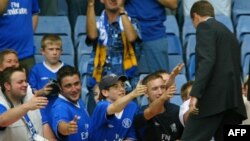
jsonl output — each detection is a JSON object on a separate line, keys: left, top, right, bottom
{"left": 122, "top": 118, "right": 132, "bottom": 128}
{"left": 170, "top": 123, "right": 177, "bottom": 133}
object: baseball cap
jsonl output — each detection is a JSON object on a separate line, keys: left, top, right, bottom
{"left": 99, "top": 74, "right": 127, "bottom": 91}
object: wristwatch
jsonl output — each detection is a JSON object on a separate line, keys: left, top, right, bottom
{"left": 120, "top": 11, "right": 128, "bottom": 16}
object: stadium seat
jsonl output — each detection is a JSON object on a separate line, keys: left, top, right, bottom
{"left": 182, "top": 16, "right": 196, "bottom": 46}
{"left": 74, "top": 15, "right": 87, "bottom": 46}
{"left": 164, "top": 15, "right": 180, "bottom": 37}
{"left": 167, "top": 34, "right": 183, "bottom": 55}
{"left": 34, "top": 35, "right": 75, "bottom": 66}
{"left": 169, "top": 55, "right": 185, "bottom": 74}
{"left": 216, "top": 15, "right": 234, "bottom": 33}
{"left": 236, "top": 15, "right": 250, "bottom": 42}
{"left": 241, "top": 34, "right": 250, "bottom": 66}
{"left": 185, "top": 35, "right": 196, "bottom": 65}
{"left": 77, "top": 35, "right": 93, "bottom": 74}
{"left": 232, "top": 0, "right": 250, "bottom": 26}
{"left": 175, "top": 74, "right": 188, "bottom": 95}
{"left": 187, "top": 55, "right": 196, "bottom": 80}
{"left": 74, "top": 16, "right": 100, "bottom": 46}
{"left": 35, "top": 16, "right": 71, "bottom": 37}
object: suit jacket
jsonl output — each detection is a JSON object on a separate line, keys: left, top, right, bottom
{"left": 190, "top": 18, "right": 247, "bottom": 119}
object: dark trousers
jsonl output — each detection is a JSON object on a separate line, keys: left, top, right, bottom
{"left": 181, "top": 110, "right": 242, "bottom": 141}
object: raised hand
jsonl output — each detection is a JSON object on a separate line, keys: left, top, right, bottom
{"left": 133, "top": 80, "right": 147, "bottom": 97}
{"left": 163, "top": 85, "right": 176, "bottom": 101}
{"left": 27, "top": 96, "right": 48, "bottom": 110}
{"left": 166, "top": 63, "right": 184, "bottom": 88}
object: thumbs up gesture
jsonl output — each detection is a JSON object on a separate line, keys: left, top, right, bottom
{"left": 67, "top": 115, "right": 79, "bottom": 135}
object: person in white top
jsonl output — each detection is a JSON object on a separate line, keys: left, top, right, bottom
{"left": 179, "top": 81, "right": 193, "bottom": 126}
{"left": 0, "top": 67, "right": 48, "bottom": 141}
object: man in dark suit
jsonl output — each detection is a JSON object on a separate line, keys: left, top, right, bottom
{"left": 181, "top": 1, "right": 247, "bottom": 141}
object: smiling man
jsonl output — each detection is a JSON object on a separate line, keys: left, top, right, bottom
{"left": 50, "top": 66, "right": 90, "bottom": 141}
{"left": 0, "top": 67, "right": 48, "bottom": 141}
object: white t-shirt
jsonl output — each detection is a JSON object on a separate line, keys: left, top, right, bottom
{"left": 179, "top": 99, "right": 190, "bottom": 126}
{"left": 0, "top": 86, "right": 43, "bottom": 141}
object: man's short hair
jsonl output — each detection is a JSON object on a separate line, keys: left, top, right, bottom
{"left": 57, "top": 65, "right": 80, "bottom": 86}
{"left": 0, "top": 66, "right": 26, "bottom": 93}
{"left": 190, "top": 0, "right": 215, "bottom": 19}
{"left": 142, "top": 72, "right": 163, "bottom": 86}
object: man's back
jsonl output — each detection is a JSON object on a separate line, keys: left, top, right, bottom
{"left": 191, "top": 18, "right": 246, "bottom": 118}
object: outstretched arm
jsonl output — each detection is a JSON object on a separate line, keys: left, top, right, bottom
{"left": 0, "top": 0, "right": 8, "bottom": 15}
{"left": 143, "top": 63, "right": 184, "bottom": 120}
{"left": 58, "top": 116, "right": 79, "bottom": 136}
{"left": 107, "top": 84, "right": 147, "bottom": 115}
{"left": 144, "top": 85, "right": 176, "bottom": 120}
{"left": 0, "top": 96, "right": 48, "bottom": 127}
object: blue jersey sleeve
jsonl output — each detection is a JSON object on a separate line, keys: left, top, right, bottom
{"left": 28, "top": 66, "right": 39, "bottom": 91}
{"left": 51, "top": 100, "right": 74, "bottom": 139}
{"left": 89, "top": 101, "right": 110, "bottom": 136}
{"left": 0, "top": 104, "right": 7, "bottom": 114}
{"left": 0, "top": 104, "right": 7, "bottom": 129}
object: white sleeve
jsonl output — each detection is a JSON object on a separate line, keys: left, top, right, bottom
{"left": 179, "top": 99, "right": 190, "bottom": 126}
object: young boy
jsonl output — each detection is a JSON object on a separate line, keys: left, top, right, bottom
{"left": 89, "top": 74, "right": 147, "bottom": 141}
{"left": 29, "top": 34, "right": 66, "bottom": 140}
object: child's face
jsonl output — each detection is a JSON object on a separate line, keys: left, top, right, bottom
{"left": 41, "top": 43, "right": 62, "bottom": 65}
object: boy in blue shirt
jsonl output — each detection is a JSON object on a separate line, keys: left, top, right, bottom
{"left": 89, "top": 74, "right": 147, "bottom": 141}
{"left": 29, "top": 34, "right": 65, "bottom": 140}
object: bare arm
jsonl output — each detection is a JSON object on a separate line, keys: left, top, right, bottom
{"left": 183, "top": 110, "right": 191, "bottom": 125}
{"left": 0, "top": 0, "right": 8, "bottom": 15}
{"left": 0, "top": 96, "right": 48, "bottom": 127}
{"left": 86, "top": 0, "right": 98, "bottom": 40}
{"left": 43, "top": 123, "right": 58, "bottom": 141}
{"left": 143, "top": 64, "right": 184, "bottom": 120}
{"left": 144, "top": 85, "right": 176, "bottom": 120}
{"left": 32, "top": 14, "right": 39, "bottom": 31}
{"left": 158, "top": 0, "right": 178, "bottom": 10}
{"left": 107, "top": 84, "right": 147, "bottom": 115}
{"left": 119, "top": 7, "right": 138, "bottom": 42}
